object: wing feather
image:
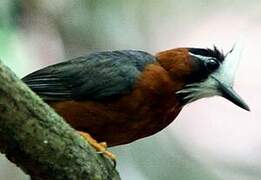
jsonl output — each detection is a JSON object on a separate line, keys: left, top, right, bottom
{"left": 22, "top": 50, "right": 155, "bottom": 101}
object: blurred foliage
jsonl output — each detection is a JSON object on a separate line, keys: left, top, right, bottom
{"left": 124, "top": 133, "right": 220, "bottom": 180}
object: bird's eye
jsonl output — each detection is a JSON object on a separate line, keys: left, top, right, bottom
{"left": 205, "top": 59, "right": 219, "bottom": 71}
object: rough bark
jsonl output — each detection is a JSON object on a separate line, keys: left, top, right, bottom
{"left": 0, "top": 60, "right": 121, "bottom": 180}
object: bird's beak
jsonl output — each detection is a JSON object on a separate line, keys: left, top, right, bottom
{"left": 214, "top": 77, "right": 250, "bottom": 111}
{"left": 211, "top": 40, "right": 250, "bottom": 111}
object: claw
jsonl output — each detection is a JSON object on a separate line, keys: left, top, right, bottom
{"left": 99, "top": 142, "right": 108, "bottom": 149}
{"left": 78, "top": 131, "right": 116, "bottom": 166}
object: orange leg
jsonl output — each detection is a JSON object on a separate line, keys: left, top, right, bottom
{"left": 78, "top": 131, "right": 116, "bottom": 162}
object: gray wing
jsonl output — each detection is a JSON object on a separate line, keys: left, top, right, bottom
{"left": 22, "top": 50, "right": 156, "bottom": 101}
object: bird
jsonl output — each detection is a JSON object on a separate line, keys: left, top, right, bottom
{"left": 22, "top": 46, "right": 250, "bottom": 161}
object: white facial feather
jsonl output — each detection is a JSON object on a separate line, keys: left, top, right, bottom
{"left": 176, "top": 42, "right": 243, "bottom": 103}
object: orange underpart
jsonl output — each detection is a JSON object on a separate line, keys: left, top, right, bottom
{"left": 49, "top": 58, "right": 187, "bottom": 147}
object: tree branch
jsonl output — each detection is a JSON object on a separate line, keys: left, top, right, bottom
{"left": 0, "top": 60, "right": 121, "bottom": 180}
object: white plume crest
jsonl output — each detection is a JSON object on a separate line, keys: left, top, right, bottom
{"left": 212, "top": 40, "right": 244, "bottom": 87}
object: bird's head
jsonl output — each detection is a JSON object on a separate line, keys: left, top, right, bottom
{"left": 156, "top": 44, "right": 250, "bottom": 111}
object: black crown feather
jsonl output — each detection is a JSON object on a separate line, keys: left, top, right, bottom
{"left": 188, "top": 46, "right": 225, "bottom": 63}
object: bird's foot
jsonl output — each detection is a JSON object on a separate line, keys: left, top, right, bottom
{"left": 78, "top": 131, "right": 116, "bottom": 165}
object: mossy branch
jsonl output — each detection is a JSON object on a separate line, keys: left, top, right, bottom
{"left": 0, "top": 60, "right": 121, "bottom": 180}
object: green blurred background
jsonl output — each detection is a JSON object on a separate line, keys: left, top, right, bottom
{"left": 0, "top": 0, "right": 259, "bottom": 179}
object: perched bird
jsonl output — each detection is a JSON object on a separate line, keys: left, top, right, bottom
{"left": 22, "top": 46, "right": 249, "bottom": 160}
